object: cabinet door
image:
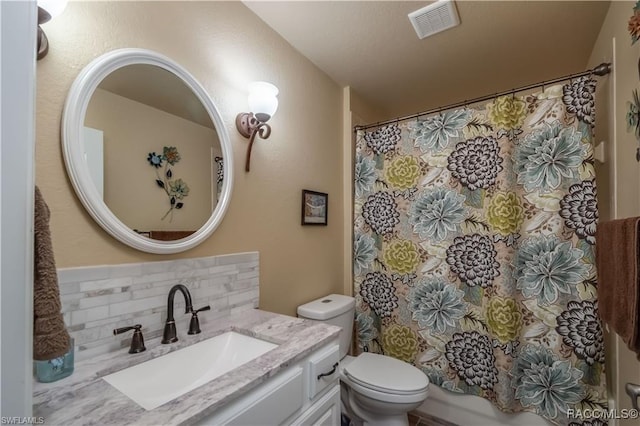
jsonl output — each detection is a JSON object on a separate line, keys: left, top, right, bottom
{"left": 196, "top": 367, "right": 304, "bottom": 426}
{"left": 291, "top": 385, "right": 340, "bottom": 426}
{"left": 228, "top": 367, "right": 304, "bottom": 426}
{"left": 311, "top": 406, "right": 338, "bottom": 426}
{"left": 308, "top": 345, "right": 340, "bottom": 399}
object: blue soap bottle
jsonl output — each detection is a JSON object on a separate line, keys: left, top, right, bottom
{"left": 35, "top": 337, "right": 74, "bottom": 383}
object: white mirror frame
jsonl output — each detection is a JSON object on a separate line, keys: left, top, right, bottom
{"left": 62, "top": 48, "right": 234, "bottom": 254}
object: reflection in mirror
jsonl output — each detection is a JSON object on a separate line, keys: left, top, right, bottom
{"left": 63, "top": 48, "right": 233, "bottom": 254}
{"left": 83, "top": 64, "right": 223, "bottom": 241}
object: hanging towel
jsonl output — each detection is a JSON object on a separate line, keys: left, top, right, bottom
{"left": 33, "top": 186, "right": 70, "bottom": 360}
{"left": 595, "top": 217, "right": 640, "bottom": 355}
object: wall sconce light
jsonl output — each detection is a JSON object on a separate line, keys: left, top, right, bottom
{"left": 37, "top": 0, "right": 68, "bottom": 60}
{"left": 235, "top": 82, "right": 279, "bottom": 172}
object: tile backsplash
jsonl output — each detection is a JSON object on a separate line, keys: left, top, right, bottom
{"left": 57, "top": 252, "right": 259, "bottom": 360}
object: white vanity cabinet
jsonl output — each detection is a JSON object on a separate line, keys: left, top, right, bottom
{"left": 195, "top": 340, "right": 341, "bottom": 426}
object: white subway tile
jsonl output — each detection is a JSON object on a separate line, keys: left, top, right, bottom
{"left": 207, "top": 264, "right": 239, "bottom": 276}
{"left": 109, "top": 295, "right": 165, "bottom": 317}
{"left": 237, "top": 270, "right": 259, "bottom": 281}
{"left": 131, "top": 285, "right": 174, "bottom": 300}
{"left": 58, "top": 266, "right": 109, "bottom": 284}
{"left": 229, "top": 288, "right": 259, "bottom": 306}
{"left": 58, "top": 282, "right": 80, "bottom": 295}
{"left": 70, "top": 306, "right": 110, "bottom": 325}
{"left": 132, "top": 271, "right": 177, "bottom": 284}
{"left": 79, "top": 277, "right": 133, "bottom": 293}
{"left": 78, "top": 292, "right": 131, "bottom": 310}
{"left": 209, "top": 275, "right": 232, "bottom": 287}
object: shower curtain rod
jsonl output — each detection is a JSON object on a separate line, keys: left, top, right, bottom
{"left": 354, "top": 62, "right": 612, "bottom": 132}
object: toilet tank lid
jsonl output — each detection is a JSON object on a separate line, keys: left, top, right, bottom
{"left": 297, "top": 294, "right": 355, "bottom": 320}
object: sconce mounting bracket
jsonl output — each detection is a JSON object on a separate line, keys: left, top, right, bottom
{"left": 235, "top": 112, "right": 260, "bottom": 138}
{"left": 235, "top": 112, "right": 272, "bottom": 172}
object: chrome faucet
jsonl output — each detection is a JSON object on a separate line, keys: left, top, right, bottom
{"left": 161, "top": 284, "right": 194, "bottom": 344}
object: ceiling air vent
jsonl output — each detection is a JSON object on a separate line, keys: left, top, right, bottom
{"left": 408, "top": 0, "right": 460, "bottom": 40}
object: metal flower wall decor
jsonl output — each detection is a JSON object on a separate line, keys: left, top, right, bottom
{"left": 147, "top": 146, "right": 189, "bottom": 221}
{"left": 628, "top": 3, "right": 640, "bottom": 160}
{"left": 626, "top": 89, "right": 640, "bottom": 161}
{"left": 629, "top": 1, "right": 640, "bottom": 45}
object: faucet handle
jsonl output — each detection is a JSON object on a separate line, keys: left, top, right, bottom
{"left": 113, "top": 324, "right": 146, "bottom": 354}
{"left": 193, "top": 305, "right": 211, "bottom": 314}
{"left": 188, "top": 305, "right": 210, "bottom": 335}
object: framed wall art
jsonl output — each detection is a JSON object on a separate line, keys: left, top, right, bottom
{"left": 301, "top": 190, "right": 328, "bottom": 226}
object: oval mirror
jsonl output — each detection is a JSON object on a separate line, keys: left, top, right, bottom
{"left": 62, "top": 48, "right": 233, "bottom": 254}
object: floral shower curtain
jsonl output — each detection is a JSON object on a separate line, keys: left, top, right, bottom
{"left": 353, "top": 76, "right": 607, "bottom": 426}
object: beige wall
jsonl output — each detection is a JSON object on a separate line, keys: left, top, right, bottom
{"left": 86, "top": 88, "right": 218, "bottom": 232}
{"left": 37, "top": 1, "right": 344, "bottom": 316}
{"left": 588, "top": 1, "right": 640, "bottom": 421}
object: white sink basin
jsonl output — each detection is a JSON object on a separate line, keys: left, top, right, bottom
{"left": 103, "top": 331, "right": 278, "bottom": 410}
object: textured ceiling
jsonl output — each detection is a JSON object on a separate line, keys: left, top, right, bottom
{"left": 243, "top": 1, "right": 611, "bottom": 121}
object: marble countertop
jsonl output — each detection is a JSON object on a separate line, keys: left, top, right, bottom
{"left": 33, "top": 309, "right": 341, "bottom": 425}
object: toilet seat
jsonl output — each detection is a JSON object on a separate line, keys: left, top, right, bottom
{"left": 342, "top": 353, "right": 429, "bottom": 404}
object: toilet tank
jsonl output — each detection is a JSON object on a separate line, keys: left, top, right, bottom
{"left": 297, "top": 294, "right": 355, "bottom": 359}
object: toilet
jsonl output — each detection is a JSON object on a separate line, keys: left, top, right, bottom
{"left": 297, "top": 294, "right": 429, "bottom": 426}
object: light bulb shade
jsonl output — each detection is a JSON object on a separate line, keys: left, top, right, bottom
{"left": 248, "top": 82, "right": 278, "bottom": 122}
{"left": 38, "top": 0, "right": 68, "bottom": 18}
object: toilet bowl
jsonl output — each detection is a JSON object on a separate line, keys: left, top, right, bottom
{"left": 297, "top": 294, "right": 429, "bottom": 426}
{"left": 340, "top": 354, "right": 429, "bottom": 426}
